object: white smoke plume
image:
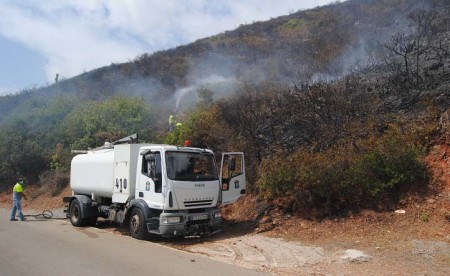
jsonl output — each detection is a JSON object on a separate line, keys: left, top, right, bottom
{"left": 173, "top": 74, "right": 237, "bottom": 112}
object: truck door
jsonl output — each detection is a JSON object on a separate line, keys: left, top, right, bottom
{"left": 138, "top": 150, "right": 164, "bottom": 208}
{"left": 220, "top": 152, "right": 245, "bottom": 205}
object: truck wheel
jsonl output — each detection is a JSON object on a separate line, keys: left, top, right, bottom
{"left": 129, "top": 208, "right": 147, "bottom": 240}
{"left": 69, "top": 199, "right": 87, "bottom": 227}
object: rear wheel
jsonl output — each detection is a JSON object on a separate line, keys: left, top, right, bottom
{"left": 69, "top": 199, "right": 87, "bottom": 227}
{"left": 129, "top": 208, "right": 148, "bottom": 240}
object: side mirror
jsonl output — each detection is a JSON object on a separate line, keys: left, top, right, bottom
{"left": 145, "top": 154, "right": 156, "bottom": 162}
{"left": 147, "top": 161, "right": 156, "bottom": 178}
{"left": 145, "top": 154, "right": 157, "bottom": 178}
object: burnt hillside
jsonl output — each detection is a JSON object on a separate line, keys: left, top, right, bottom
{"left": 0, "top": 0, "right": 449, "bottom": 216}
{"left": 1, "top": 0, "right": 448, "bottom": 122}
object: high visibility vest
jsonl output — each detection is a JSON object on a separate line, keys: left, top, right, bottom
{"left": 12, "top": 183, "right": 24, "bottom": 200}
{"left": 13, "top": 183, "right": 23, "bottom": 193}
{"left": 169, "top": 115, "right": 175, "bottom": 124}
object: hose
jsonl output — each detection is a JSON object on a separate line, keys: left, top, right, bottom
{"left": 24, "top": 210, "right": 54, "bottom": 219}
{"left": 22, "top": 200, "right": 61, "bottom": 220}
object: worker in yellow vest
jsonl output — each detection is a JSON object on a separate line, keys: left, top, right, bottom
{"left": 169, "top": 114, "right": 175, "bottom": 132}
{"left": 10, "top": 180, "right": 27, "bottom": 221}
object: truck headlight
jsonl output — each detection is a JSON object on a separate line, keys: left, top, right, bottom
{"left": 161, "top": 216, "right": 182, "bottom": 224}
{"left": 213, "top": 212, "right": 222, "bottom": 219}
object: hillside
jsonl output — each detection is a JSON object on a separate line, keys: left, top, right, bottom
{"left": 1, "top": 0, "right": 448, "bottom": 119}
{"left": 0, "top": 0, "right": 449, "bottom": 220}
{"left": 0, "top": 1, "right": 449, "bottom": 273}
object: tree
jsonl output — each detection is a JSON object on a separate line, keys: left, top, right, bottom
{"left": 64, "top": 97, "right": 154, "bottom": 149}
{"left": 380, "top": 8, "right": 449, "bottom": 109}
{"left": 0, "top": 123, "right": 49, "bottom": 187}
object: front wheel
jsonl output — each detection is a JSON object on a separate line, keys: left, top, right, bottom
{"left": 129, "top": 208, "right": 148, "bottom": 240}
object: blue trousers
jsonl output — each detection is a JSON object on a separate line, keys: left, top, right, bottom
{"left": 10, "top": 200, "right": 25, "bottom": 220}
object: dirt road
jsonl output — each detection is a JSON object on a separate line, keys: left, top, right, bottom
{"left": 165, "top": 230, "right": 449, "bottom": 276}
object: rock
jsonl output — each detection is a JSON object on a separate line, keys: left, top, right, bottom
{"left": 340, "top": 249, "right": 373, "bottom": 263}
{"left": 256, "top": 223, "right": 275, "bottom": 233}
{"left": 259, "top": 215, "right": 272, "bottom": 224}
{"left": 427, "top": 198, "right": 436, "bottom": 204}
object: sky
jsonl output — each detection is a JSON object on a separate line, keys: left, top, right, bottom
{"left": 0, "top": 0, "right": 338, "bottom": 95}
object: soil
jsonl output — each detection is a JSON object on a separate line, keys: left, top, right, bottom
{"left": 1, "top": 142, "right": 448, "bottom": 275}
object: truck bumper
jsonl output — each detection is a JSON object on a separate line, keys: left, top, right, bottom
{"left": 150, "top": 214, "right": 222, "bottom": 237}
{"left": 157, "top": 218, "right": 222, "bottom": 237}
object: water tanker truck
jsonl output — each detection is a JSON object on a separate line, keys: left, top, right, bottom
{"left": 64, "top": 135, "right": 245, "bottom": 239}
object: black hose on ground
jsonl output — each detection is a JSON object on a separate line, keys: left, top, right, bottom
{"left": 24, "top": 210, "right": 53, "bottom": 219}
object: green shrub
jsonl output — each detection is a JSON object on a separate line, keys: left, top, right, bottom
{"left": 258, "top": 157, "right": 299, "bottom": 197}
{"left": 165, "top": 105, "right": 234, "bottom": 150}
{"left": 257, "top": 124, "right": 429, "bottom": 216}
{"left": 419, "top": 212, "right": 429, "bottom": 222}
{"left": 279, "top": 18, "right": 307, "bottom": 30}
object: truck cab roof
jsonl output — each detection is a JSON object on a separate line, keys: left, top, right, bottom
{"left": 138, "top": 144, "right": 214, "bottom": 155}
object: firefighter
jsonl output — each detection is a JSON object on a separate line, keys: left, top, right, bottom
{"left": 10, "top": 180, "right": 27, "bottom": 221}
{"left": 169, "top": 114, "right": 175, "bottom": 132}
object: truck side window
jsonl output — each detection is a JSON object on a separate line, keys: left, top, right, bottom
{"left": 141, "top": 151, "right": 162, "bottom": 193}
{"left": 222, "top": 154, "right": 243, "bottom": 191}
{"left": 154, "top": 153, "right": 162, "bottom": 193}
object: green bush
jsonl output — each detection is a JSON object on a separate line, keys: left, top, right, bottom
{"left": 64, "top": 96, "right": 154, "bottom": 149}
{"left": 257, "top": 124, "right": 429, "bottom": 216}
{"left": 279, "top": 18, "right": 307, "bottom": 31}
{"left": 166, "top": 105, "right": 234, "bottom": 151}
{"left": 258, "top": 157, "right": 299, "bottom": 197}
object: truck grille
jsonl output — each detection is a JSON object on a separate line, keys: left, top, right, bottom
{"left": 184, "top": 199, "right": 213, "bottom": 207}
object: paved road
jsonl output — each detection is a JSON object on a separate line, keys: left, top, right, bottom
{"left": 0, "top": 209, "right": 268, "bottom": 276}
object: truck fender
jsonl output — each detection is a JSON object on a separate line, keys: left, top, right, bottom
{"left": 70, "top": 195, "right": 98, "bottom": 219}
{"left": 129, "top": 199, "right": 154, "bottom": 220}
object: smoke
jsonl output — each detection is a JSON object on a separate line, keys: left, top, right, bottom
{"left": 311, "top": 37, "right": 375, "bottom": 83}
{"left": 310, "top": 0, "right": 427, "bottom": 84}
{"left": 173, "top": 74, "right": 237, "bottom": 112}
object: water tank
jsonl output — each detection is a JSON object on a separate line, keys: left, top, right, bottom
{"left": 70, "top": 149, "right": 115, "bottom": 198}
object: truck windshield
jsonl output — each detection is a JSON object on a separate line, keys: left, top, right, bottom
{"left": 165, "top": 151, "right": 218, "bottom": 181}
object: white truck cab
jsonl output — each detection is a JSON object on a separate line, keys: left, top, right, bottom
{"left": 65, "top": 140, "right": 245, "bottom": 239}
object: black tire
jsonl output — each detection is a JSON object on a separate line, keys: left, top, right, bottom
{"left": 129, "top": 208, "right": 148, "bottom": 240}
{"left": 69, "top": 199, "right": 87, "bottom": 227}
